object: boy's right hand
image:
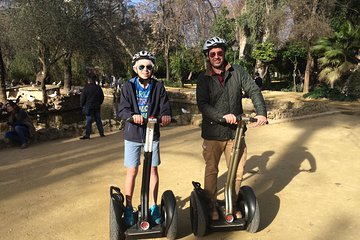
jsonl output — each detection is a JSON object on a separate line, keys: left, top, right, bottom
{"left": 132, "top": 114, "right": 144, "bottom": 125}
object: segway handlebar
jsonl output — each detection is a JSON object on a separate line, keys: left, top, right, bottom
{"left": 217, "top": 115, "right": 258, "bottom": 123}
{"left": 126, "top": 116, "right": 176, "bottom": 124}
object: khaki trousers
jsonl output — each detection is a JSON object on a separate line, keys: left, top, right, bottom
{"left": 202, "top": 138, "right": 247, "bottom": 204}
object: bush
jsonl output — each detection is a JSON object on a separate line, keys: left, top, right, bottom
{"left": 303, "top": 84, "right": 358, "bottom": 101}
{"left": 345, "top": 70, "right": 360, "bottom": 98}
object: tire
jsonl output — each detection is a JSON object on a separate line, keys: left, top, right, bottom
{"left": 190, "top": 191, "right": 208, "bottom": 237}
{"left": 161, "top": 190, "right": 178, "bottom": 240}
{"left": 238, "top": 186, "right": 260, "bottom": 233}
{"left": 246, "top": 199, "right": 260, "bottom": 233}
{"left": 110, "top": 187, "right": 126, "bottom": 240}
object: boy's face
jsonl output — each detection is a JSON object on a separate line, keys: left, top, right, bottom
{"left": 133, "top": 59, "right": 154, "bottom": 80}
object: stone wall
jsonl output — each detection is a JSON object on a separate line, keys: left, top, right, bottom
{"left": 0, "top": 119, "right": 124, "bottom": 150}
{"left": 0, "top": 90, "right": 333, "bottom": 149}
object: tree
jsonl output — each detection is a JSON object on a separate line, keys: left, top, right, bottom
{"left": 283, "top": 43, "right": 307, "bottom": 91}
{"left": 211, "top": 6, "right": 235, "bottom": 43}
{"left": 0, "top": 1, "right": 13, "bottom": 103}
{"left": 251, "top": 41, "right": 277, "bottom": 83}
{"left": 150, "top": 0, "right": 183, "bottom": 81}
{"left": 11, "top": 0, "right": 84, "bottom": 103}
{"left": 286, "top": 0, "right": 335, "bottom": 93}
{"left": 0, "top": 46, "right": 6, "bottom": 103}
{"left": 312, "top": 21, "right": 360, "bottom": 88}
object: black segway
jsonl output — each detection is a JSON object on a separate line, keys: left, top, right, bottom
{"left": 190, "top": 116, "right": 260, "bottom": 237}
{"left": 110, "top": 117, "right": 177, "bottom": 240}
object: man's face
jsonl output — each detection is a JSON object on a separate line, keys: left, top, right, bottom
{"left": 208, "top": 47, "right": 225, "bottom": 69}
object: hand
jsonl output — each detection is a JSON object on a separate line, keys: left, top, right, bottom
{"left": 222, "top": 114, "right": 237, "bottom": 124}
{"left": 253, "top": 115, "right": 267, "bottom": 127}
{"left": 132, "top": 114, "right": 143, "bottom": 125}
{"left": 161, "top": 115, "right": 171, "bottom": 126}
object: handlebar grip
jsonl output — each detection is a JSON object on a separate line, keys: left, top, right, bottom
{"left": 126, "top": 117, "right": 176, "bottom": 124}
{"left": 217, "top": 115, "right": 258, "bottom": 123}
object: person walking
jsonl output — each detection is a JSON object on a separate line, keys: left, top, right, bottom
{"left": 254, "top": 72, "right": 263, "bottom": 90}
{"left": 79, "top": 71, "right": 105, "bottom": 139}
{"left": 196, "top": 37, "right": 268, "bottom": 220}
{"left": 118, "top": 50, "right": 172, "bottom": 226}
{"left": 4, "top": 100, "right": 36, "bottom": 149}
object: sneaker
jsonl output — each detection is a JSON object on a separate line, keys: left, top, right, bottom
{"left": 150, "top": 204, "right": 161, "bottom": 224}
{"left": 235, "top": 210, "right": 243, "bottom": 219}
{"left": 20, "top": 143, "right": 28, "bottom": 149}
{"left": 79, "top": 136, "right": 90, "bottom": 140}
{"left": 124, "top": 206, "right": 134, "bottom": 226}
{"left": 100, "top": 133, "right": 105, "bottom": 137}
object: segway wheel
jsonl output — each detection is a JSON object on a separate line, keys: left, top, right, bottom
{"left": 238, "top": 186, "right": 260, "bottom": 233}
{"left": 190, "top": 191, "right": 208, "bottom": 237}
{"left": 110, "top": 186, "right": 126, "bottom": 240}
{"left": 246, "top": 199, "right": 260, "bottom": 233}
{"left": 161, "top": 190, "right": 178, "bottom": 240}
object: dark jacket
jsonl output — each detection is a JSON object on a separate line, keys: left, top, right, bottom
{"left": 118, "top": 77, "right": 172, "bottom": 142}
{"left": 80, "top": 82, "right": 104, "bottom": 113}
{"left": 8, "top": 108, "right": 36, "bottom": 138}
{"left": 196, "top": 63, "right": 267, "bottom": 141}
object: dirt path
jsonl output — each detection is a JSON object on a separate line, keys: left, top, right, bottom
{"left": 1, "top": 104, "right": 360, "bottom": 240}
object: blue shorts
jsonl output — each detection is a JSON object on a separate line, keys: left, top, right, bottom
{"left": 124, "top": 140, "right": 161, "bottom": 168}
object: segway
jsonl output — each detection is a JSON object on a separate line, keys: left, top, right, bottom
{"left": 190, "top": 116, "right": 261, "bottom": 237}
{"left": 110, "top": 117, "right": 177, "bottom": 240}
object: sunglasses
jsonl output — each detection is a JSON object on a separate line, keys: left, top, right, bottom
{"left": 209, "top": 51, "right": 224, "bottom": 58}
{"left": 138, "top": 65, "right": 154, "bottom": 71}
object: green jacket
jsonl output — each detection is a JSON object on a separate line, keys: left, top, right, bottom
{"left": 196, "top": 63, "right": 267, "bottom": 140}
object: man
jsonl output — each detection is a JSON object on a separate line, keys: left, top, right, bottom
{"left": 196, "top": 37, "right": 267, "bottom": 220}
{"left": 79, "top": 71, "right": 105, "bottom": 139}
{"left": 118, "top": 50, "right": 172, "bottom": 226}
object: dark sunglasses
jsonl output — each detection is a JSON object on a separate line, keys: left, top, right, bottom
{"left": 209, "top": 51, "right": 224, "bottom": 58}
{"left": 138, "top": 65, "right": 154, "bottom": 71}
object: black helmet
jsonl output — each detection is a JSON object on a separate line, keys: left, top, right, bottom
{"left": 132, "top": 50, "right": 156, "bottom": 64}
{"left": 202, "top": 37, "right": 227, "bottom": 54}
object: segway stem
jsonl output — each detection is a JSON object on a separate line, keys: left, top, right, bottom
{"left": 140, "top": 119, "right": 156, "bottom": 223}
{"left": 225, "top": 120, "right": 246, "bottom": 216}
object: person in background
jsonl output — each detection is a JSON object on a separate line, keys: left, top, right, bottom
{"left": 254, "top": 72, "right": 263, "bottom": 90}
{"left": 79, "top": 71, "right": 105, "bottom": 139}
{"left": 196, "top": 37, "right": 267, "bottom": 220}
{"left": 4, "top": 100, "right": 36, "bottom": 149}
{"left": 118, "top": 50, "right": 172, "bottom": 226}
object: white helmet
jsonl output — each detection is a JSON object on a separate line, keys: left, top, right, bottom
{"left": 202, "top": 37, "right": 227, "bottom": 54}
{"left": 132, "top": 50, "right": 156, "bottom": 64}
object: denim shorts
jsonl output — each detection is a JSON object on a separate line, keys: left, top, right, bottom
{"left": 124, "top": 140, "right": 161, "bottom": 167}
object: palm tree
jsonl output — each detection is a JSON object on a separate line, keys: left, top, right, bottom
{"left": 313, "top": 21, "right": 360, "bottom": 88}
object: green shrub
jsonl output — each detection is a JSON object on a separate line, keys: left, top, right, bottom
{"left": 346, "top": 70, "right": 360, "bottom": 98}
{"left": 303, "top": 84, "right": 357, "bottom": 101}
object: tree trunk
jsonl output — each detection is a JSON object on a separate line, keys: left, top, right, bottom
{"left": 165, "top": 40, "right": 170, "bottom": 81}
{"left": 63, "top": 52, "right": 72, "bottom": 93}
{"left": 303, "top": 49, "right": 314, "bottom": 93}
{"left": 0, "top": 46, "right": 6, "bottom": 103}
{"left": 293, "top": 60, "right": 298, "bottom": 92}
{"left": 38, "top": 42, "right": 51, "bottom": 104}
